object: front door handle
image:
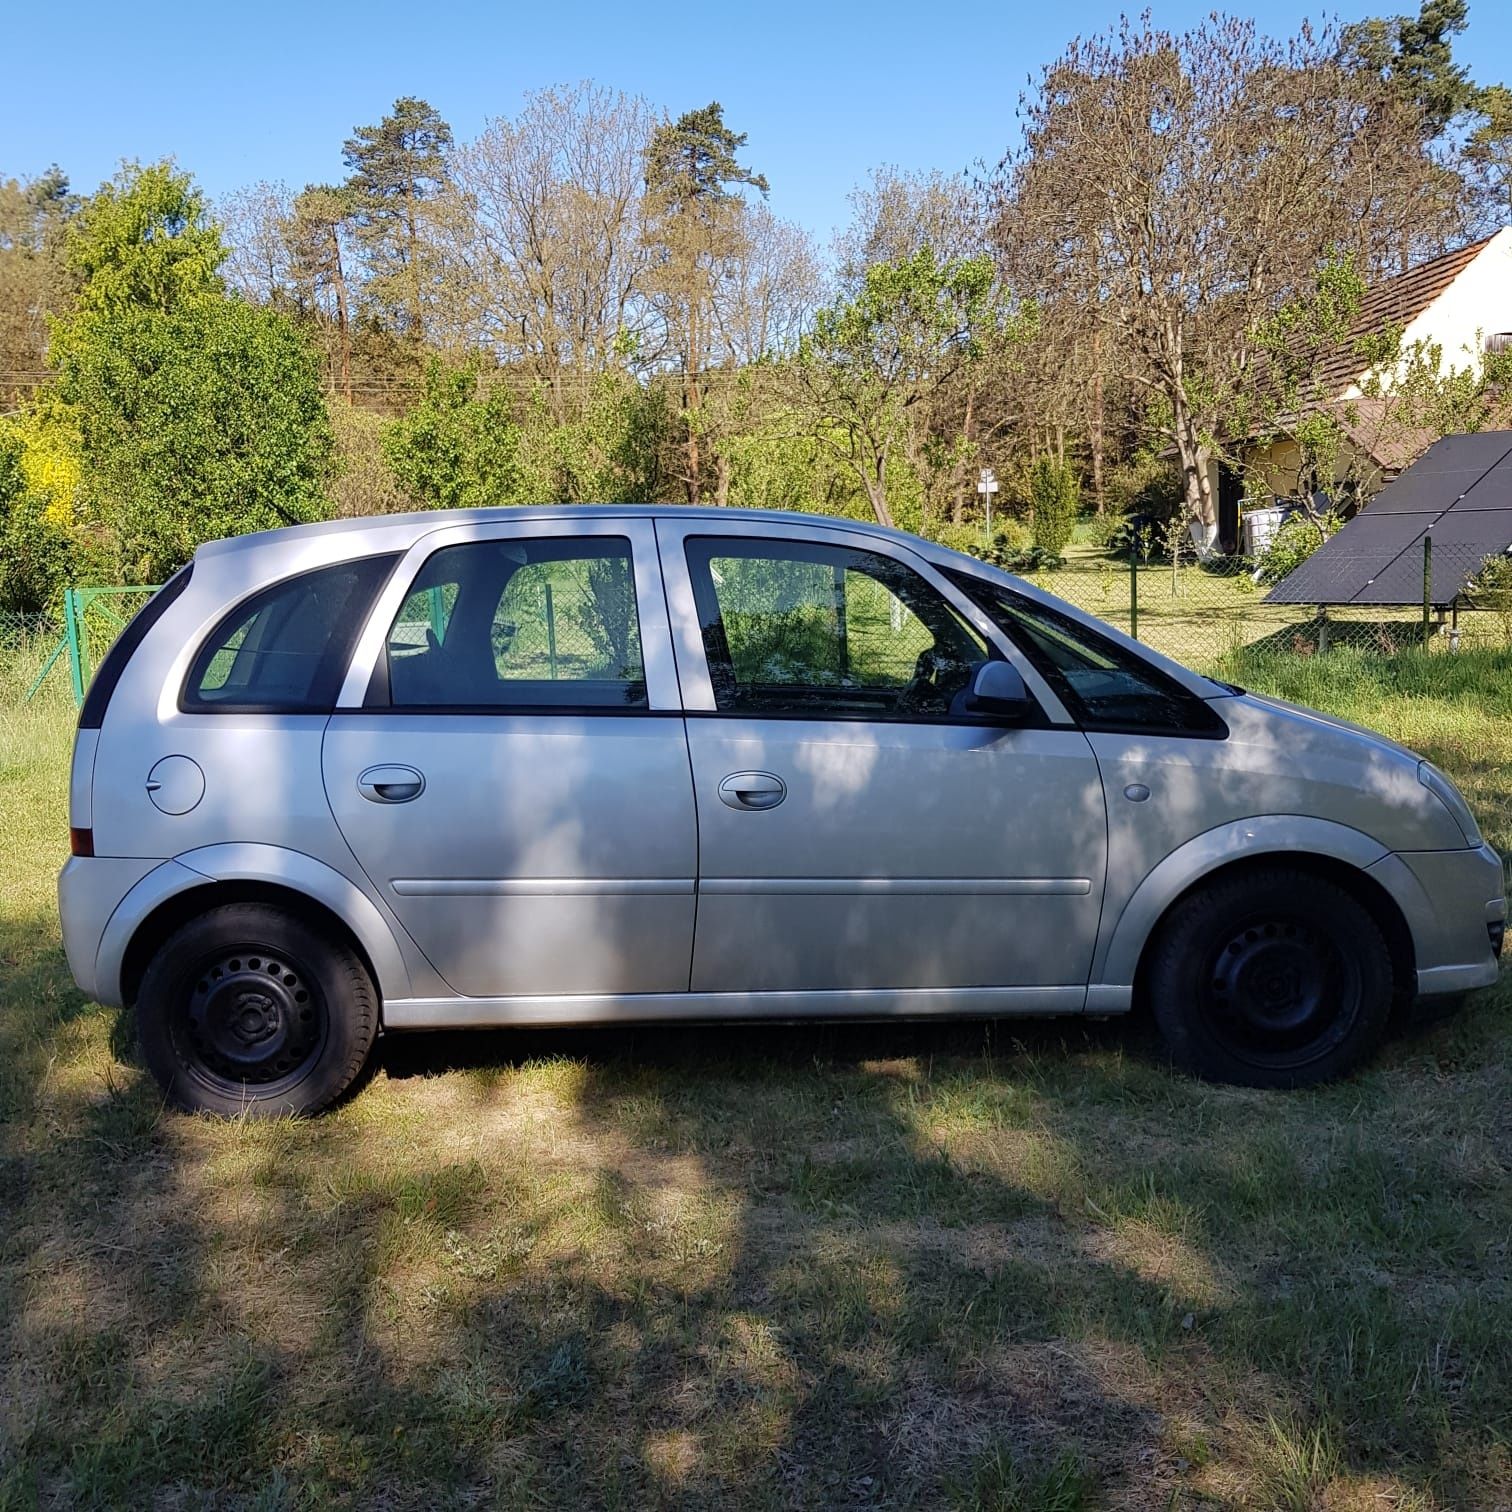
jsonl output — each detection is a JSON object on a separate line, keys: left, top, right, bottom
{"left": 357, "top": 765, "right": 426, "bottom": 804}
{"left": 718, "top": 770, "right": 786, "bottom": 811}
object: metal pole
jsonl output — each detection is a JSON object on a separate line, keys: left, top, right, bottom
{"left": 23, "top": 634, "right": 68, "bottom": 702}
{"left": 1422, "top": 534, "right": 1433, "bottom": 648}
{"left": 65, "top": 588, "right": 85, "bottom": 707}
{"left": 545, "top": 582, "right": 558, "bottom": 679}
{"left": 1129, "top": 548, "right": 1139, "bottom": 641}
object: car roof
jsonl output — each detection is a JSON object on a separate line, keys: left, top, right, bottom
{"left": 193, "top": 504, "right": 928, "bottom": 562}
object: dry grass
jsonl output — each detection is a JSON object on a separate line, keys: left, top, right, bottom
{"left": 2, "top": 656, "right": 1510, "bottom": 1508}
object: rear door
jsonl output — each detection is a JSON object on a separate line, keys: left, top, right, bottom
{"left": 657, "top": 518, "right": 1109, "bottom": 1002}
{"left": 323, "top": 517, "right": 697, "bottom": 1000}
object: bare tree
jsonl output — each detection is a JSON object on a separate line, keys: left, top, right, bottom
{"left": 283, "top": 186, "right": 355, "bottom": 400}
{"left": 834, "top": 167, "right": 981, "bottom": 291}
{"left": 445, "top": 83, "right": 658, "bottom": 413}
{"left": 219, "top": 181, "right": 294, "bottom": 305}
{"left": 995, "top": 14, "right": 1471, "bottom": 550}
{"left": 0, "top": 168, "right": 77, "bottom": 404}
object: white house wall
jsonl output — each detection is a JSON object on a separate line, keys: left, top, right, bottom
{"left": 1349, "top": 226, "right": 1512, "bottom": 398}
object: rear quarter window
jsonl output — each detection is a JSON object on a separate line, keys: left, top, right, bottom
{"left": 181, "top": 555, "right": 397, "bottom": 714}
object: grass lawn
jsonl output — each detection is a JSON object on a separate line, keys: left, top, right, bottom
{"left": 2, "top": 651, "right": 1510, "bottom": 1509}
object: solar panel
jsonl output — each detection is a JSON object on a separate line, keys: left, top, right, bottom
{"left": 1266, "top": 512, "right": 1429, "bottom": 603}
{"left": 1355, "top": 539, "right": 1507, "bottom": 605}
{"left": 1266, "top": 429, "right": 1512, "bottom": 606}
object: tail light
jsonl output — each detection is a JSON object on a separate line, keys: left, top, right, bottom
{"left": 69, "top": 827, "right": 94, "bottom": 858}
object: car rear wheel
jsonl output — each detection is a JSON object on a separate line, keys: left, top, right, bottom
{"left": 136, "top": 903, "right": 377, "bottom": 1117}
{"left": 1146, "top": 868, "right": 1394, "bottom": 1088}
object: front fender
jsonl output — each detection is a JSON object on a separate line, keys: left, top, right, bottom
{"left": 1089, "top": 815, "right": 1403, "bottom": 1008}
{"left": 94, "top": 844, "right": 420, "bottom": 1009}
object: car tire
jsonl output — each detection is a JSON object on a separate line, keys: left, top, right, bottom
{"left": 136, "top": 903, "right": 377, "bottom": 1117}
{"left": 1146, "top": 868, "right": 1393, "bottom": 1089}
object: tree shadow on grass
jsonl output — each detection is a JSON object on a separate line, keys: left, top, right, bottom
{"left": 4, "top": 928, "right": 1510, "bottom": 1507}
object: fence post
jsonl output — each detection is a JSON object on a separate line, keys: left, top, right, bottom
{"left": 64, "top": 587, "right": 85, "bottom": 707}
{"left": 544, "top": 582, "right": 558, "bottom": 679}
{"left": 1421, "top": 534, "right": 1433, "bottom": 648}
{"left": 1128, "top": 549, "right": 1139, "bottom": 641}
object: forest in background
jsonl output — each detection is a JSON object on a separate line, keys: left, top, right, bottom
{"left": 5, "top": 1, "right": 1512, "bottom": 607}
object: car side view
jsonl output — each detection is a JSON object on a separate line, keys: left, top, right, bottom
{"left": 58, "top": 506, "right": 1505, "bottom": 1116}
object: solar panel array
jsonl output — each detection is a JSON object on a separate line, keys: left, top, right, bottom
{"left": 1267, "top": 431, "right": 1512, "bottom": 606}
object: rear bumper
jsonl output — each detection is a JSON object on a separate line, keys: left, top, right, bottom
{"left": 57, "top": 856, "right": 162, "bottom": 1002}
{"left": 1371, "top": 843, "right": 1506, "bottom": 998}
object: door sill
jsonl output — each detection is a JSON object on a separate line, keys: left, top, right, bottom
{"left": 383, "top": 985, "right": 1089, "bottom": 1030}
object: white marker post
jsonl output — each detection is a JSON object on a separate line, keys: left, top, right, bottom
{"left": 977, "top": 467, "right": 999, "bottom": 533}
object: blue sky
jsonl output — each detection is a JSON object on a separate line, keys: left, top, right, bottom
{"left": 5, "top": 0, "right": 1512, "bottom": 248}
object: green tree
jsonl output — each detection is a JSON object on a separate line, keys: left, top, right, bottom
{"left": 50, "top": 163, "right": 333, "bottom": 580}
{"left": 343, "top": 97, "right": 454, "bottom": 341}
{"left": 793, "top": 248, "right": 1003, "bottom": 529}
{"left": 1028, "top": 458, "right": 1079, "bottom": 560}
{"left": 1342, "top": 0, "right": 1476, "bottom": 138}
{"left": 382, "top": 364, "right": 523, "bottom": 510}
{"left": 644, "top": 102, "right": 767, "bottom": 503}
{"left": 1467, "top": 83, "right": 1512, "bottom": 216}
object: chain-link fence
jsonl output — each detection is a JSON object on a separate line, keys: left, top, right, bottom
{"left": 3, "top": 587, "right": 160, "bottom": 707}
{"left": 4, "top": 535, "right": 1509, "bottom": 710}
{"left": 1021, "top": 537, "right": 1512, "bottom": 671}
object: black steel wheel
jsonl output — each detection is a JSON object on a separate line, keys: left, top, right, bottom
{"left": 137, "top": 903, "right": 376, "bottom": 1117}
{"left": 1147, "top": 868, "right": 1393, "bottom": 1088}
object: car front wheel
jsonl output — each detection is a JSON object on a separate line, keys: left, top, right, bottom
{"left": 136, "top": 903, "right": 377, "bottom": 1117}
{"left": 1146, "top": 868, "right": 1394, "bottom": 1089}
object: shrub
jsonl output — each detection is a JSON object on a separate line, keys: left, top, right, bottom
{"left": 1258, "top": 511, "right": 1339, "bottom": 585}
{"left": 1029, "top": 458, "right": 1078, "bottom": 561}
{"left": 1084, "top": 506, "right": 1131, "bottom": 552}
{"left": 1105, "top": 452, "right": 1183, "bottom": 522}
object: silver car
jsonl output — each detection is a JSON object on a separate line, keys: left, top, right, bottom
{"left": 58, "top": 507, "right": 1505, "bottom": 1116}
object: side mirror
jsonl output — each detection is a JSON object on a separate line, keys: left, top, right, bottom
{"left": 967, "top": 659, "right": 1032, "bottom": 719}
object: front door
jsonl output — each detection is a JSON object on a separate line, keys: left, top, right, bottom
{"left": 657, "top": 520, "right": 1108, "bottom": 1001}
{"left": 323, "top": 518, "right": 697, "bottom": 1000}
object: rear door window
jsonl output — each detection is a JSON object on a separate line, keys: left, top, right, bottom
{"left": 378, "top": 537, "right": 647, "bottom": 710}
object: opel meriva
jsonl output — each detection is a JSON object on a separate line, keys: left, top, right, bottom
{"left": 58, "top": 507, "right": 1505, "bottom": 1115}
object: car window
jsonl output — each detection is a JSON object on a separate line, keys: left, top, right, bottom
{"left": 946, "top": 570, "right": 1226, "bottom": 736}
{"left": 184, "top": 555, "right": 397, "bottom": 713}
{"left": 685, "top": 537, "right": 992, "bottom": 720}
{"left": 381, "top": 537, "right": 647, "bottom": 709}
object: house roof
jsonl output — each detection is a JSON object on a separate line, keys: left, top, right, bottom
{"left": 1309, "top": 233, "right": 1499, "bottom": 402}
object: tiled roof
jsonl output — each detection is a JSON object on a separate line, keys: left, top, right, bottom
{"left": 1311, "top": 233, "right": 1497, "bottom": 400}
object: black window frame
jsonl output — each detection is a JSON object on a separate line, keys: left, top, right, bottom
{"left": 684, "top": 534, "right": 1045, "bottom": 727}
{"left": 364, "top": 534, "right": 652, "bottom": 716}
{"left": 180, "top": 553, "right": 400, "bottom": 716}
{"left": 945, "top": 568, "right": 1228, "bottom": 739}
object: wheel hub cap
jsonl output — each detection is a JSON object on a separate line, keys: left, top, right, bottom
{"left": 180, "top": 952, "right": 324, "bottom": 1087}
{"left": 1208, "top": 920, "right": 1341, "bottom": 1053}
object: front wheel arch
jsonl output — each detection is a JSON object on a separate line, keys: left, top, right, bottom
{"left": 1132, "top": 852, "right": 1416, "bottom": 1021}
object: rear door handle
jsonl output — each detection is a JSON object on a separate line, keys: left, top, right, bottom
{"left": 717, "top": 771, "right": 786, "bottom": 811}
{"left": 357, "top": 765, "right": 426, "bottom": 804}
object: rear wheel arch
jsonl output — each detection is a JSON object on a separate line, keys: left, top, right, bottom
{"left": 121, "top": 881, "right": 383, "bottom": 1011}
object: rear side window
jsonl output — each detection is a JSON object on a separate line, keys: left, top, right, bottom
{"left": 182, "top": 555, "right": 397, "bottom": 713}
{"left": 947, "top": 570, "right": 1227, "bottom": 736}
